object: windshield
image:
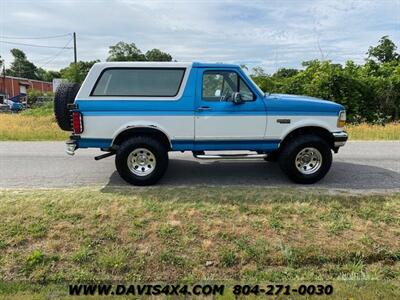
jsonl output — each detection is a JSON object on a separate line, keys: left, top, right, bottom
{"left": 247, "top": 74, "right": 265, "bottom": 96}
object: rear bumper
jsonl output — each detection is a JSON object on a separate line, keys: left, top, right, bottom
{"left": 66, "top": 140, "right": 77, "bottom": 155}
{"left": 65, "top": 136, "right": 113, "bottom": 155}
{"left": 65, "top": 135, "right": 80, "bottom": 156}
{"left": 332, "top": 131, "right": 348, "bottom": 147}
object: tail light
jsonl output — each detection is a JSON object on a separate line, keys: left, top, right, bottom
{"left": 72, "top": 111, "right": 83, "bottom": 134}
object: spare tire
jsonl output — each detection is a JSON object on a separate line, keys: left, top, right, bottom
{"left": 54, "top": 83, "right": 81, "bottom": 131}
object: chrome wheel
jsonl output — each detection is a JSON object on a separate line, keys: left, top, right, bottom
{"left": 127, "top": 148, "right": 156, "bottom": 176}
{"left": 295, "top": 147, "right": 322, "bottom": 175}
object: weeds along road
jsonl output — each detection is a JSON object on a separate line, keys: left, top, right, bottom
{"left": 0, "top": 141, "right": 399, "bottom": 193}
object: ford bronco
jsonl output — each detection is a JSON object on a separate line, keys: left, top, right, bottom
{"left": 54, "top": 62, "right": 347, "bottom": 185}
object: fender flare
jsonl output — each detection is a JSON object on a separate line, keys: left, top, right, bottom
{"left": 111, "top": 124, "right": 172, "bottom": 148}
{"left": 279, "top": 119, "right": 334, "bottom": 142}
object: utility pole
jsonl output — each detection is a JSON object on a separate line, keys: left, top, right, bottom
{"left": 1, "top": 65, "right": 6, "bottom": 103}
{"left": 73, "top": 32, "right": 77, "bottom": 64}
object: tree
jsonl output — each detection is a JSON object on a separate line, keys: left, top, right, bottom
{"left": 35, "top": 68, "right": 60, "bottom": 82}
{"left": 107, "top": 41, "right": 173, "bottom": 62}
{"left": 251, "top": 67, "right": 267, "bottom": 77}
{"left": 60, "top": 60, "right": 99, "bottom": 83}
{"left": 107, "top": 42, "right": 146, "bottom": 61}
{"left": 47, "top": 70, "right": 61, "bottom": 81}
{"left": 367, "top": 36, "right": 399, "bottom": 63}
{"left": 0, "top": 55, "right": 3, "bottom": 70}
{"left": 145, "top": 48, "right": 172, "bottom": 61}
{"left": 7, "top": 48, "right": 37, "bottom": 79}
{"left": 273, "top": 68, "right": 299, "bottom": 78}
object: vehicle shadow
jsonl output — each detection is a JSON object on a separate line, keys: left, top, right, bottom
{"left": 101, "top": 159, "right": 400, "bottom": 192}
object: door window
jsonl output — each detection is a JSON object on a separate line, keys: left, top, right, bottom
{"left": 202, "top": 71, "right": 255, "bottom": 101}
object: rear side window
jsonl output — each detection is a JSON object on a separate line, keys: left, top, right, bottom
{"left": 91, "top": 68, "right": 185, "bottom": 97}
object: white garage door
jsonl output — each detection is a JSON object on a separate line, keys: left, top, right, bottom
{"left": 19, "top": 85, "right": 27, "bottom": 94}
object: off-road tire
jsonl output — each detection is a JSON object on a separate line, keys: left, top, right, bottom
{"left": 278, "top": 135, "right": 332, "bottom": 184}
{"left": 115, "top": 136, "right": 169, "bottom": 186}
{"left": 54, "top": 83, "right": 81, "bottom": 131}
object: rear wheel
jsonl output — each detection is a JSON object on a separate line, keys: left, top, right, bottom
{"left": 278, "top": 135, "right": 332, "bottom": 184}
{"left": 115, "top": 136, "right": 168, "bottom": 186}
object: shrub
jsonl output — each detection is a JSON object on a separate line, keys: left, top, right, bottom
{"left": 27, "top": 89, "right": 54, "bottom": 106}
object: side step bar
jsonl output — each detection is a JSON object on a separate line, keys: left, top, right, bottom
{"left": 94, "top": 151, "right": 115, "bottom": 161}
{"left": 193, "top": 152, "right": 268, "bottom": 160}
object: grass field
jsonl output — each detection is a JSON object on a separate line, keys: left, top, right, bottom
{"left": 0, "top": 103, "right": 68, "bottom": 141}
{"left": 0, "top": 187, "right": 399, "bottom": 299}
{"left": 0, "top": 104, "right": 399, "bottom": 141}
{"left": 346, "top": 123, "right": 400, "bottom": 140}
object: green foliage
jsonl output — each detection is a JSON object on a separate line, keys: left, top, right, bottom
{"left": 5, "top": 49, "right": 58, "bottom": 82}
{"left": 251, "top": 36, "right": 400, "bottom": 123}
{"left": 35, "top": 68, "right": 60, "bottom": 82}
{"left": 26, "top": 89, "right": 53, "bottom": 106}
{"left": 7, "top": 48, "right": 37, "bottom": 79}
{"left": 60, "top": 60, "right": 99, "bottom": 84}
{"left": 23, "top": 250, "right": 45, "bottom": 273}
{"left": 20, "top": 101, "right": 53, "bottom": 116}
{"left": 107, "top": 41, "right": 146, "bottom": 62}
{"left": 145, "top": 48, "right": 172, "bottom": 61}
{"left": 220, "top": 249, "right": 237, "bottom": 267}
{"left": 107, "top": 41, "right": 172, "bottom": 62}
{"left": 367, "top": 36, "right": 399, "bottom": 63}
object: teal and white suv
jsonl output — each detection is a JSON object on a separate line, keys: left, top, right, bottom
{"left": 54, "top": 62, "right": 348, "bottom": 185}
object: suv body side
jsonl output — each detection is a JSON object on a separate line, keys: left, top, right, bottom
{"left": 73, "top": 62, "right": 344, "bottom": 152}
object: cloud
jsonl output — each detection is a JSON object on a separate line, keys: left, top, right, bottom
{"left": 0, "top": 0, "right": 399, "bottom": 73}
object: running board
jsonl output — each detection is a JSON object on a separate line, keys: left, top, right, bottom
{"left": 193, "top": 153, "right": 268, "bottom": 160}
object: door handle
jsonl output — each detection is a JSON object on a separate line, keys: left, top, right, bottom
{"left": 196, "top": 106, "right": 212, "bottom": 112}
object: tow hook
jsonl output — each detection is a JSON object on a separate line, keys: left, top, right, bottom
{"left": 94, "top": 151, "right": 116, "bottom": 161}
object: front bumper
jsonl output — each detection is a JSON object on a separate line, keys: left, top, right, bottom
{"left": 332, "top": 131, "right": 348, "bottom": 147}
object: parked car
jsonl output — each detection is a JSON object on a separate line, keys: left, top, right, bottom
{"left": 4, "top": 99, "right": 24, "bottom": 112}
{"left": 54, "top": 62, "right": 347, "bottom": 185}
{"left": 0, "top": 103, "right": 11, "bottom": 113}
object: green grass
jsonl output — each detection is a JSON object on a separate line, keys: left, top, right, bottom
{"left": 20, "top": 102, "right": 54, "bottom": 117}
{"left": 0, "top": 187, "right": 399, "bottom": 298}
{"left": 0, "top": 102, "right": 68, "bottom": 141}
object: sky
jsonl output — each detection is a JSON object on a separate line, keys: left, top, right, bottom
{"left": 0, "top": 0, "right": 399, "bottom": 74}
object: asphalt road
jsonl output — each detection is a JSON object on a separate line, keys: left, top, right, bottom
{"left": 0, "top": 141, "right": 399, "bottom": 192}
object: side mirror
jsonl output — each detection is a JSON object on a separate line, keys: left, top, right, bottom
{"left": 232, "top": 92, "right": 244, "bottom": 104}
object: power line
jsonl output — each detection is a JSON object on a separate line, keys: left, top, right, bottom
{"left": 39, "top": 36, "right": 74, "bottom": 68}
{"left": 0, "top": 33, "right": 72, "bottom": 40}
{"left": 0, "top": 40, "right": 73, "bottom": 49}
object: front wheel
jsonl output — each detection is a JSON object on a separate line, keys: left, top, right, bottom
{"left": 278, "top": 135, "right": 332, "bottom": 184}
{"left": 115, "top": 136, "right": 169, "bottom": 186}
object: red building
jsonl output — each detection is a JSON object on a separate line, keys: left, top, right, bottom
{"left": 0, "top": 75, "right": 53, "bottom": 103}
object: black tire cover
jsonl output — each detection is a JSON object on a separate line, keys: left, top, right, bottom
{"left": 54, "top": 83, "right": 81, "bottom": 131}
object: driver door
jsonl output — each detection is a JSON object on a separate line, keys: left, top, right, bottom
{"left": 194, "top": 68, "right": 266, "bottom": 147}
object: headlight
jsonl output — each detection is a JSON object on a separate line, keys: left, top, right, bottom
{"left": 337, "top": 110, "right": 346, "bottom": 127}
